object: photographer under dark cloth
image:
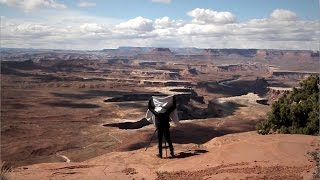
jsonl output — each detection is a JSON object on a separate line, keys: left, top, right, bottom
{"left": 148, "top": 96, "right": 176, "bottom": 158}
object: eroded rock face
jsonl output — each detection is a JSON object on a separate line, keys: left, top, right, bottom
{"left": 103, "top": 88, "right": 216, "bottom": 121}
{"left": 148, "top": 48, "right": 173, "bottom": 55}
{"left": 151, "top": 48, "right": 172, "bottom": 53}
{"left": 216, "top": 64, "right": 267, "bottom": 72}
{"left": 202, "top": 49, "right": 257, "bottom": 57}
{"left": 266, "top": 87, "right": 291, "bottom": 103}
{"left": 174, "top": 91, "right": 224, "bottom": 120}
{"left": 272, "top": 71, "right": 317, "bottom": 79}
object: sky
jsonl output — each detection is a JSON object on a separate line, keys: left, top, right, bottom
{"left": 0, "top": 0, "right": 319, "bottom": 50}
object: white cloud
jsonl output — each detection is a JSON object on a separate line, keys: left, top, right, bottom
{"left": 154, "top": 16, "right": 184, "bottom": 29}
{"left": 177, "top": 23, "right": 236, "bottom": 36}
{"left": 77, "top": 0, "right": 96, "bottom": 7}
{"left": 116, "top": 16, "right": 154, "bottom": 32}
{"left": 154, "top": 16, "right": 172, "bottom": 28}
{"left": 15, "top": 23, "right": 52, "bottom": 36}
{"left": 0, "top": 11, "right": 120, "bottom": 49}
{"left": 153, "top": 27, "right": 176, "bottom": 36}
{"left": 1, "top": 8, "right": 318, "bottom": 50}
{"left": 187, "top": 8, "right": 236, "bottom": 24}
{"left": 173, "top": 8, "right": 318, "bottom": 50}
{"left": 80, "top": 23, "right": 104, "bottom": 33}
{"left": 152, "top": 0, "right": 171, "bottom": 4}
{"left": 0, "top": 0, "right": 66, "bottom": 12}
{"left": 270, "top": 9, "right": 297, "bottom": 21}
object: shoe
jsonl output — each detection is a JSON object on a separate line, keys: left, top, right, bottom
{"left": 170, "top": 152, "right": 175, "bottom": 158}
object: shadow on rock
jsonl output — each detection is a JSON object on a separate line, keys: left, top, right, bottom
{"left": 51, "top": 90, "right": 133, "bottom": 100}
{"left": 173, "top": 149, "right": 208, "bottom": 159}
{"left": 178, "top": 101, "right": 245, "bottom": 120}
{"left": 198, "top": 77, "right": 269, "bottom": 97}
{"left": 121, "top": 123, "right": 233, "bottom": 151}
{"left": 103, "top": 118, "right": 150, "bottom": 129}
{"left": 52, "top": 90, "right": 166, "bottom": 101}
{"left": 170, "top": 123, "right": 232, "bottom": 144}
{"left": 43, "top": 100, "right": 100, "bottom": 109}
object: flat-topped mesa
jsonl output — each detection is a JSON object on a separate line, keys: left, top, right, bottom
{"left": 200, "top": 49, "right": 319, "bottom": 60}
{"left": 138, "top": 48, "right": 175, "bottom": 60}
{"left": 150, "top": 48, "right": 174, "bottom": 56}
{"left": 272, "top": 71, "right": 319, "bottom": 79}
{"left": 151, "top": 48, "right": 172, "bottom": 52}
{"left": 202, "top": 49, "right": 257, "bottom": 57}
{"left": 256, "top": 49, "right": 319, "bottom": 59}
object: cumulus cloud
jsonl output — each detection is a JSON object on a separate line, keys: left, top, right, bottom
{"left": 187, "top": 8, "right": 236, "bottom": 24}
{"left": 1, "top": 8, "right": 318, "bottom": 50}
{"left": 1, "top": 11, "right": 119, "bottom": 49}
{"left": 0, "top": 0, "right": 66, "bottom": 12}
{"left": 80, "top": 23, "right": 104, "bottom": 33}
{"left": 116, "top": 16, "right": 154, "bottom": 32}
{"left": 77, "top": 0, "right": 96, "bottom": 7}
{"left": 270, "top": 9, "right": 297, "bottom": 21}
{"left": 152, "top": 0, "right": 171, "bottom": 4}
{"left": 12, "top": 23, "right": 53, "bottom": 38}
{"left": 154, "top": 16, "right": 173, "bottom": 28}
{"left": 154, "top": 16, "right": 184, "bottom": 29}
{"left": 177, "top": 23, "right": 237, "bottom": 36}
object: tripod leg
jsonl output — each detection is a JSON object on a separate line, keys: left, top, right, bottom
{"left": 145, "top": 129, "right": 157, "bottom": 151}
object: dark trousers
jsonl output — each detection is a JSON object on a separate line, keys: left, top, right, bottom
{"left": 157, "top": 126, "right": 174, "bottom": 156}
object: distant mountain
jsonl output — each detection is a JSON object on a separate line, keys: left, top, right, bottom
{"left": 171, "top": 48, "right": 202, "bottom": 55}
{"left": 102, "top": 47, "right": 203, "bottom": 56}
{"left": 202, "top": 49, "right": 258, "bottom": 57}
{"left": 101, "top": 47, "right": 319, "bottom": 59}
{"left": 1, "top": 47, "right": 318, "bottom": 62}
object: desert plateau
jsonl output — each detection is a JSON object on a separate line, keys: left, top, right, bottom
{"left": 1, "top": 1, "right": 320, "bottom": 179}
{"left": 1, "top": 47, "right": 319, "bottom": 179}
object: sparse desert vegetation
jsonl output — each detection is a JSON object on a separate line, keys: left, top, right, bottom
{"left": 257, "top": 75, "right": 319, "bottom": 135}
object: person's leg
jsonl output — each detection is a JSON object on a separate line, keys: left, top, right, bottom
{"left": 157, "top": 128, "right": 163, "bottom": 158}
{"left": 163, "top": 127, "right": 174, "bottom": 157}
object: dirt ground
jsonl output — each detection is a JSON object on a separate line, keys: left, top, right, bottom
{"left": 7, "top": 131, "right": 319, "bottom": 180}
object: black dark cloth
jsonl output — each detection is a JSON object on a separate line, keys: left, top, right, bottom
{"left": 148, "top": 96, "right": 176, "bottom": 157}
{"left": 157, "top": 125, "right": 174, "bottom": 157}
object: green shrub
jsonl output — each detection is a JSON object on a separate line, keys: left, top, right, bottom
{"left": 257, "top": 75, "right": 319, "bottom": 135}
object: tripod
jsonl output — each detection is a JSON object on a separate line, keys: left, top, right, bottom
{"left": 145, "top": 128, "right": 157, "bottom": 151}
{"left": 145, "top": 128, "right": 168, "bottom": 158}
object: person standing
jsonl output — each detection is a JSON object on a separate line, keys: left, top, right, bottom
{"left": 148, "top": 95, "right": 177, "bottom": 158}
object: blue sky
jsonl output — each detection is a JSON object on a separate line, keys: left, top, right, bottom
{"left": 81, "top": 0, "right": 318, "bottom": 21}
{"left": 1, "top": 0, "right": 318, "bottom": 21}
{"left": 0, "top": 0, "right": 319, "bottom": 50}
